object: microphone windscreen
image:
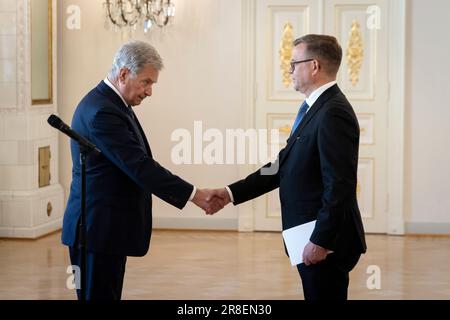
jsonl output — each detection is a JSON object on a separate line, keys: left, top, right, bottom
{"left": 47, "top": 114, "right": 62, "bottom": 128}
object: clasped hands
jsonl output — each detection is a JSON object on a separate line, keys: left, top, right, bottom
{"left": 191, "top": 188, "right": 231, "bottom": 215}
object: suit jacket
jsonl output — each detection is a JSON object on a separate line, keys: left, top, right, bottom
{"left": 62, "top": 81, "right": 193, "bottom": 257}
{"left": 229, "top": 85, "right": 366, "bottom": 255}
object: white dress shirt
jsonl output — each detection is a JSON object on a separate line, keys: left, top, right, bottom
{"left": 104, "top": 77, "right": 128, "bottom": 107}
{"left": 305, "top": 80, "right": 337, "bottom": 113}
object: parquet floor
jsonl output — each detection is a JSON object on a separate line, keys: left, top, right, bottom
{"left": 0, "top": 230, "right": 449, "bottom": 300}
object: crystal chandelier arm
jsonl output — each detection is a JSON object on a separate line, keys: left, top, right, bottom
{"left": 120, "top": 0, "right": 142, "bottom": 27}
{"left": 127, "top": 3, "right": 142, "bottom": 26}
{"left": 149, "top": 0, "right": 172, "bottom": 27}
{"left": 105, "top": 0, "right": 174, "bottom": 31}
{"left": 120, "top": 9, "right": 129, "bottom": 24}
{"left": 105, "top": 0, "right": 127, "bottom": 27}
{"left": 119, "top": 0, "right": 130, "bottom": 25}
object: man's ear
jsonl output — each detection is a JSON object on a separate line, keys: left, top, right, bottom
{"left": 118, "top": 68, "right": 129, "bottom": 84}
{"left": 312, "top": 60, "right": 321, "bottom": 76}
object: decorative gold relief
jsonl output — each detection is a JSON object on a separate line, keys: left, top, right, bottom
{"left": 39, "top": 146, "right": 51, "bottom": 188}
{"left": 47, "top": 202, "right": 53, "bottom": 217}
{"left": 346, "top": 20, "right": 364, "bottom": 86}
{"left": 279, "top": 22, "right": 294, "bottom": 88}
{"left": 278, "top": 124, "right": 292, "bottom": 135}
{"left": 267, "top": 114, "right": 296, "bottom": 145}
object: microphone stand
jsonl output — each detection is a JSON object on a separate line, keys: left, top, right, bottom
{"left": 79, "top": 145, "right": 89, "bottom": 301}
{"left": 77, "top": 142, "right": 99, "bottom": 301}
{"left": 47, "top": 114, "right": 99, "bottom": 301}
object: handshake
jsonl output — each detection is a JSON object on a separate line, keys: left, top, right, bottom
{"left": 191, "top": 188, "right": 231, "bottom": 215}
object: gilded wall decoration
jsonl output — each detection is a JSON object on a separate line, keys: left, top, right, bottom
{"left": 278, "top": 124, "right": 292, "bottom": 135}
{"left": 346, "top": 20, "right": 364, "bottom": 86}
{"left": 279, "top": 22, "right": 294, "bottom": 88}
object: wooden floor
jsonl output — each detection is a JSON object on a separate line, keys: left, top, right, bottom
{"left": 0, "top": 230, "right": 449, "bottom": 300}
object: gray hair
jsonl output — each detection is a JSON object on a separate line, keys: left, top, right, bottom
{"left": 108, "top": 40, "right": 164, "bottom": 80}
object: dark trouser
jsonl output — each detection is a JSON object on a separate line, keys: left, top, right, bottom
{"left": 69, "top": 246, "right": 127, "bottom": 300}
{"left": 297, "top": 253, "right": 361, "bottom": 300}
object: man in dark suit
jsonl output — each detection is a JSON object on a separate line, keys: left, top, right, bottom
{"left": 62, "top": 41, "right": 223, "bottom": 300}
{"left": 209, "top": 35, "right": 366, "bottom": 300}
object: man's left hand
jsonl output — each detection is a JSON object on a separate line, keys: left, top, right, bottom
{"left": 302, "top": 241, "right": 329, "bottom": 266}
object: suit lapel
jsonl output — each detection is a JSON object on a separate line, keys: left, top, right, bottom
{"left": 97, "top": 81, "right": 128, "bottom": 113}
{"left": 96, "top": 81, "right": 152, "bottom": 156}
{"left": 280, "top": 84, "right": 341, "bottom": 165}
{"left": 127, "top": 111, "right": 151, "bottom": 156}
{"left": 130, "top": 112, "right": 152, "bottom": 157}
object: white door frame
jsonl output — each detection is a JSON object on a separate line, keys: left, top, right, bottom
{"left": 238, "top": 0, "right": 406, "bottom": 235}
{"left": 385, "top": 0, "right": 406, "bottom": 234}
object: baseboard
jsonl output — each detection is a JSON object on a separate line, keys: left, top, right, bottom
{"left": 405, "top": 222, "right": 450, "bottom": 235}
{"left": 153, "top": 217, "right": 238, "bottom": 231}
{"left": 0, "top": 217, "right": 237, "bottom": 238}
{"left": 0, "top": 218, "right": 62, "bottom": 239}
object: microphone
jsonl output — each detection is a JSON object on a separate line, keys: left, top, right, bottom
{"left": 47, "top": 114, "right": 101, "bottom": 155}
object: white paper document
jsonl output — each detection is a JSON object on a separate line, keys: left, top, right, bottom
{"left": 282, "top": 220, "right": 317, "bottom": 266}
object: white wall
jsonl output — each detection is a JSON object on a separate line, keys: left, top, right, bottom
{"left": 405, "top": 0, "right": 450, "bottom": 233}
{"left": 0, "top": 0, "right": 17, "bottom": 110}
{"left": 58, "top": 0, "right": 242, "bottom": 229}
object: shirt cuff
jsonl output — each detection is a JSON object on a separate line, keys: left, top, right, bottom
{"left": 225, "top": 186, "right": 235, "bottom": 203}
{"left": 189, "top": 186, "right": 197, "bottom": 201}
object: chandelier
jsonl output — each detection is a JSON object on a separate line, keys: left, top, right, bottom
{"left": 104, "top": 0, "right": 175, "bottom": 33}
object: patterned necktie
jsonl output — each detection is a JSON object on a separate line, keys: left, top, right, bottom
{"left": 290, "top": 101, "right": 309, "bottom": 136}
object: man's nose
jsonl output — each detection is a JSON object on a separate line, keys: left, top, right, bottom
{"left": 145, "top": 86, "right": 152, "bottom": 97}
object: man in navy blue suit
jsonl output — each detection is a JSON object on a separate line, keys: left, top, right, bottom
{"left": 209, "top": 35, "right": 366, "bottom": 300}
{"left": 62, "top": 41, "right": 223, "bottom": 300}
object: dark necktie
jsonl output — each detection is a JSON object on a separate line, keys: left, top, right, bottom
{"left": 290, "top": 101, "right": 309, "bottom": 136}
{"left": 127, "top": 106, "right": 147, "bottom": 150}
{"left": 128, "top": 106, "right": 136, "bottom": 121}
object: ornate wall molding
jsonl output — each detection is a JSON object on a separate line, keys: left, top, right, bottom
{"left": 346, "top": 20, "right": 364, "bottom": 87}
{"left": 279, "top": 21, "right": 294, "bottom": 88}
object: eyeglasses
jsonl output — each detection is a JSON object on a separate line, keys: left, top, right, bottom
{"left": 290, "top": 58, "right": 314, "bottom": 73}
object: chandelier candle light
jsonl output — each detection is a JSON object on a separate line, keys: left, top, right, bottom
{"left": 104, "top": 0, "right": 175, "bottom": 33}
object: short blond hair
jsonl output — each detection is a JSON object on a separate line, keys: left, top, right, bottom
{"left": 294, "top": 34, "right": 342, "bottom": 76}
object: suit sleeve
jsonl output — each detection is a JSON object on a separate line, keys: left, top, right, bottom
{"left": 90, "top": 108, "right": 193, "bottom": 209}
{"left": 310, "top": 106, "right": 360, "bottom": 250}
{"left": 228, "top": 158, "right": 281, "bottom": 205}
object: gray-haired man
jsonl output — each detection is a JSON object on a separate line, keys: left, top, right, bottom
{"left": 62, "top": 41, "right": 223, "bottom": 300}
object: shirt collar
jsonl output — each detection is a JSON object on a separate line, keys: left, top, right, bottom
{"left": 305, "top": 81, "right": 337, "bottom": 112}
{"left": 104, "top": 76, "right": 129, "bottom": 108}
